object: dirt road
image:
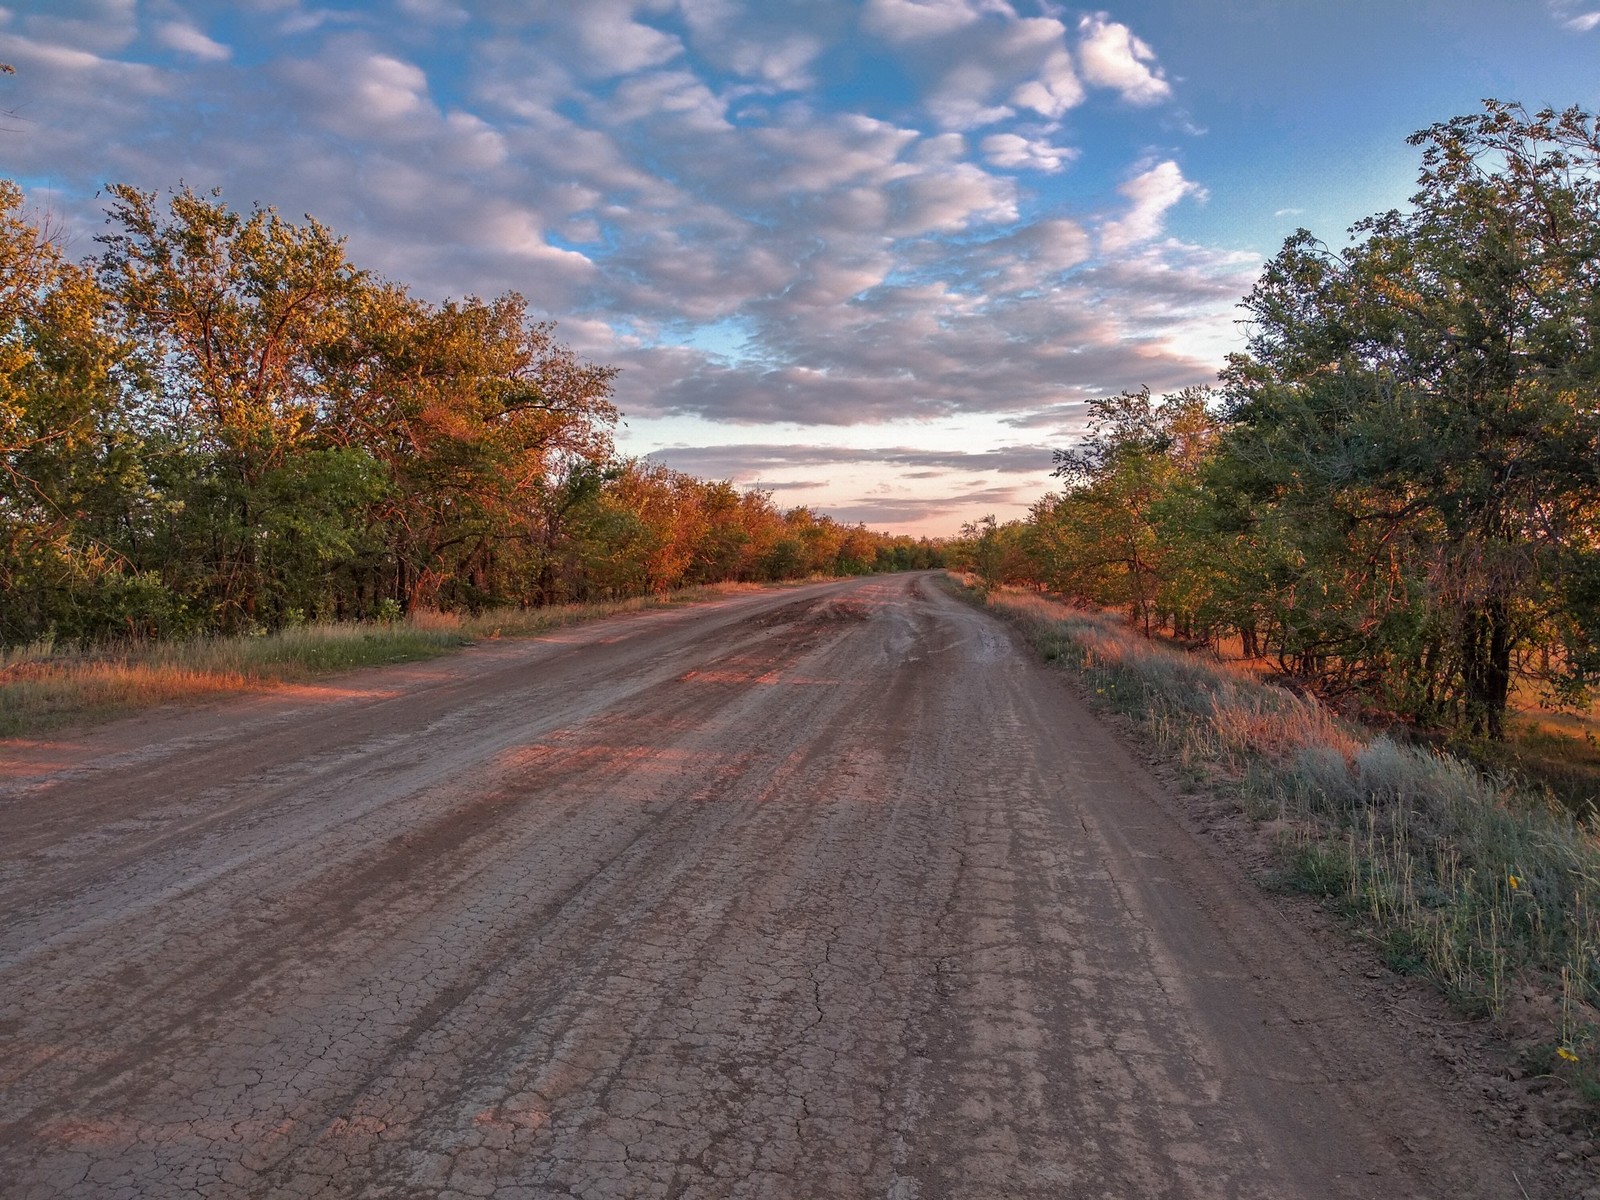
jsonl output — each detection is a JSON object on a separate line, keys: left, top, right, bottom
{"left": 1, "top": 574, "right": 1529, "bottom": 1198}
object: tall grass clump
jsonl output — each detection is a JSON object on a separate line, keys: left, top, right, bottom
{"left": 963, "top": 578, "right": 1600, "bottom": 1099}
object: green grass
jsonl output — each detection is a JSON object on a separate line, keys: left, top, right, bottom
{"left": 0, "top": 583, "right": 764, "bottom": 737}
{"left": 953, "top": 575, "right": 1600, "bottom": 1108}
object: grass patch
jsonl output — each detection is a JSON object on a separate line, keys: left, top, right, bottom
{"left": 0, "top": 583, "right": 766, "bottom": 737}
{"left": 954, "top": 575, "right": 1600, "bottom": 1106}
{"left": 1475, "top": 718, "right": 1600, "bottom": 820}
{"left": 1283, "top": 836, "right": 1357, "bottom": 898}
{"left": 0, "top": 622, "right": 467, "bottom": 736}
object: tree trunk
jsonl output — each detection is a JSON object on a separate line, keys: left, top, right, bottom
{"left": 1460, "top": 600, "right": 1513, "bottom": 739}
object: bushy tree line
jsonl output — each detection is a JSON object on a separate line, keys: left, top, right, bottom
{"left": 0, "top": 182, "right": 940, "bottom": 645}
{"left": 959, "top": 103, "right": 1600, "bottom": 739}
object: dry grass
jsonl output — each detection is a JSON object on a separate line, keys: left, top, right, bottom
{"left": 0, "top": 621, "right": 467, "bottom": 736}
{"left": 961, "top": 577, "right": 1600, "bottom": 1105}
{"left": 0, "top": 583, "right": 765, "bottom": 737}
{"left": 1188, "top": 623, "right": 1600, "bottom": 818}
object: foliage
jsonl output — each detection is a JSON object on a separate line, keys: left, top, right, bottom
{"left": 1022, "top": 101, "right": 1600, "bottom": 741}
{"left": 1217, "top": 102, "right": 1600, "bottom": 737}
{"left": 0, "top": 181, "right": 135, "bottom": 643}
{"left": 950, "top": 513, "right": 1031, "bottom": 590}
{"left": 0, "top": 182, "right": 943, "bottom": 650}
{"left": 1034, "top": 387, "right": 1217, "bottom": 634}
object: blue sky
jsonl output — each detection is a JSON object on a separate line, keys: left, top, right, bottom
{"left": 2, "top": 0, "right": 1596, "bottom": 533}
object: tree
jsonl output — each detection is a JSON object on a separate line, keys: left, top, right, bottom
{"left": 1218, "top": 102, "right": 1600, "bottom": 736}
{"left": 955, "top": 514, "right": 1030, "bottom": 589}
{"left": 331, "top": 287, "right": 618, "bottom": 611}
{"left": 0, "top": 172, "right": 924, "bottom": 645}
{"left": 1038, "top": 388, "right": 1216, "bottom": 633}
{"left": 96, "top": 185, "right": 368, "bottom": 627}
{"left": 0, "top": 181, "right": 136, "bottom": 641}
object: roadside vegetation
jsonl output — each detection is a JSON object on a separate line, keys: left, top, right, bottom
{"left": 0, "top": 178, "right": 941, "bottom": 654}
{"left": 0, "top": 582, "right": 777, "bottom": 736}
{"left": 948, "top": 101, "right": 1600, "bottom": 1113}
{"left": 964, "top": 579, "right": 1600, "bottom": 1110}
{"left": 953, "top": 102, "right": 1600, "bottom": 753}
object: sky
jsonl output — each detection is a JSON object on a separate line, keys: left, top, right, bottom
{"left": 2, "top": 1, "right": 1597, "bottom": 535}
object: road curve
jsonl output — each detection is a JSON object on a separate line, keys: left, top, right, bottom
{"left": 1, "top": 573, "right": 1519, "bottom": 1198}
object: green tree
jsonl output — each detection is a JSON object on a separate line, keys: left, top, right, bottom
{"left": 955, "top": 514, "right": 1030, "bottom": 590}
{"left": 96, "top": 185, "right": 368, "bottom": 627}
{"left": 0, "top": 181, "right": 136, "bottom": 641}
{"left": 1038, "top": 388, "right": 1216, "bottom": 634}
{"left": 1218, "top": 101, "right": 1600, "bottom": 735}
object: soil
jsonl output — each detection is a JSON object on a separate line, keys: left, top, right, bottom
{"left": 0, "top": 572, "right": 1577, "bottom": 1198}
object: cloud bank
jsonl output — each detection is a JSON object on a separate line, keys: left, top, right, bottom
{"left": 0, "top": 0, "right": 1259, "bottom": 531}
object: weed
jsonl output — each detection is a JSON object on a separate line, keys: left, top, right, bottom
{"left": 1284, "top": 837, "right": 1356, "bottom": 897}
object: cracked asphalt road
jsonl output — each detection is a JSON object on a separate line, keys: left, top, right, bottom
{"left": 1, "top": 573, "right": 1523, "bottom": 1198}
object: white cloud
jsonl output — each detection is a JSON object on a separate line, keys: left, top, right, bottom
{"left": 888, "top": 11, "right": 1083, "bottom": 131}
{"left": 647, "top": 442, "right": 1048, "bottom": 479}
{"left": 1010, "top": 47, "right": 1083, "bottom": 118}
{"left": 888, "top": 160, "right": 1016, "bottom": 233}
{"left": 440, "top": 110, "right": 509, "bottom": 169}
{"left": 861, "top": 0, "right": 1008, "bottom": 43}
{"left": 723, "top": 33, "right": 823, "bottom": 89}
{"left": 1548, "top": 0, "right": 1600, "bottom": 29}
{"left": 279, "top": 48, "right": 436, "bottom": 138}
{"left": 570, "top": 1, "right": 685, "bottom": 77}
{"left": 1077, "top": 241, "right": 1260, "bottom": 367}
{"left": 341, "top": 53, "right": 429, "bottom": 121}
{"left": 1077, "top": 12, "right": 1171, "bottom": 106}
{"left": 913, "top": 131, "right": 967, "bottom": 163}
{"left": 750, "top": 113, "right": 918, "bottom": 192}
{"left": 603, "top": 69, "right": 731, "bottom": 132}
{"left": 0, "top": 29, "right": 165, "bottom": 90}
{"left": 0, "top": 0, "right": 1250, "bottom": 514}
{"left": 982, "top": 218, "right": 1092, "bottom": 290}
{"left": 479, "top": 205, "right": 598, "bottom": 271}
{"left": 925, "top": 61, "right": 1016, "bottom": 128}
{"left": 1101, "top": 160, "right": 1203, "bottom": 251}
{"left": 0, "top": 33, "right": 118, "bottom": 74}
{"left": 980, "top": 131, "right": 1075, "bottom": 172}
{"left": 155, "top": 22, "right": 232, "bottom": 62}
{"left": 676, "top": 0, "right": 825, "bottom": 90}
{"left": 782, "top": 256, "right": 893, "bottom": 306}
{"left": 14, "top": 0, "right": 137, "bottom": 55}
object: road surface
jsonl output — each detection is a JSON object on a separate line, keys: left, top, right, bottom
{"left": 0, "top": 573, "right": 1524, "bottom": 1198}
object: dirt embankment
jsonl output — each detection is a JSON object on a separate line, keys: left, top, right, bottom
{"left": 0, "top": 573, "right": 1558, "bottom": 1197}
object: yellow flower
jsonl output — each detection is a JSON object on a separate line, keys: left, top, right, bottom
{"left": 1557, "top": 1045, "right": 1579, "bottom": 1064}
